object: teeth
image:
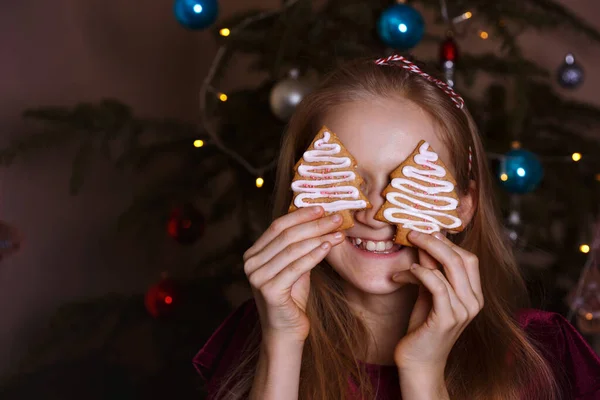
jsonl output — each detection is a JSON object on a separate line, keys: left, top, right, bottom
{"left": 351, "top": 237, "right": 397, "bottom": 253}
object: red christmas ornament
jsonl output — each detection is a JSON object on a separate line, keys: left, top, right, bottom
{"left": 167, "top": 203, "right": 205, "bottom": 245}
{"left": 440, "top": 33, "right": 459, "bottom": 88}
{"left": 440, "top": 36, "right": 459, "bottom": 63}
{"left": 145, "top": 277, "right": 178, "bottom": 318}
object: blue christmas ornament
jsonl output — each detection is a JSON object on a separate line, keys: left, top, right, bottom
{"left": 499, "top": 149, "right": 544, "bottom": 194}
{"left": 377, "top": 3, "right": 425, "bottom": 50}
{"left": 174, "top": 0, "right": 219, "bottom": 30}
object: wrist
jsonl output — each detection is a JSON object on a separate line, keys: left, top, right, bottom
{"left": 262, "top": 334, "right": 305, "bottom": 359}
{"left": 263, "top": 327, "right": 308, "bottom": 345}
{"left": 398, "top": 369, "right": 449, "bottom": 400}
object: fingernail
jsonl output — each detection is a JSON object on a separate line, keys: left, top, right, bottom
{"left": 410, "top": 263, "right": 419, "bottom": 270}
{"left": 433, "top": 232, "right": 444, "bottom": 240}
{"left": 333, "top": 232, "right": 344, "bottom": 240}
{"left": 408, "top": 231, "right": 421, "bottom": 239}
{"left": 321, "top": 242, "right": 331, "bottom": 250}
{"left": 312, "top": 206, "right": 322, "bottom": 215}
{"left": 332, "top": 214, "right": 342, "bottom": 223}
{"left": 392, "top": 273, "right": 401, "bottom": 281}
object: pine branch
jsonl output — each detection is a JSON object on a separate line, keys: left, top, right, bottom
{"left": 527, "top": 0, "right": 600, "bottom": 42}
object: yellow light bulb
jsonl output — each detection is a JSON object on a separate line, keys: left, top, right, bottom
{"left": 465, "top": 11, "right": 473, "bottom": 19}
{"left": 219, "top": 28, "right": 230, "bottom": 37}
{"left": 580, "top": 244, "right": 590, "bottom": 254}
{"left": 219, "top": 93, "right": 228, "bottom": 102}
{"left": 585, "top": 312, "right": 593, "bottom": 321}
{"left": 500, "top": 173, "right": 508, "bottom": 182}
{"left": 256, "top": 177, "right": 264, "bottom": 188}
{"left": 193, "top": 139, "right": 204, "bottom": 148}
{"left": 511, "top": 141, "right": 521, "bottom": 149}
{"left": 572, "top": 152, "right": 582, "bottom": 162}
{"left": 479, "top": 31, "right": 489, "bottom": 40}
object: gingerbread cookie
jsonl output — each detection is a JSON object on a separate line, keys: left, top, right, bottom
{"left": 289, "top": 126, "right": 371, "bottom": 230}
{"left": 375, "top": 140, "right": 463, "bottom": 246}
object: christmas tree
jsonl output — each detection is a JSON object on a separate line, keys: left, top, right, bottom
{"left": 2, "top": 0, "right": 600, "bottom": 397}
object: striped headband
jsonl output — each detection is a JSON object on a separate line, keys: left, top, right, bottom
{"left": 374, "top": 54, "right": 473, "bottom": 177}
{"left": 374, "top": 54, "right": 465, "bottom": 109}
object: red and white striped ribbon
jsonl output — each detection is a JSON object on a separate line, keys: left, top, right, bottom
{"left": 468, "top": 145, "right": 473, "bottom": 177}
{"left": 374, "top": 54, "right": 465, "bottom": 109}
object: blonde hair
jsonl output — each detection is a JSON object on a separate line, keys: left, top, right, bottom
{"left": 213, "top": 58, "right": 563, "bottom": 399}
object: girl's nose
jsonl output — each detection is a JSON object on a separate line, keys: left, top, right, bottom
{"left": 353, "top": 180, "right": 390, "bottom": 229}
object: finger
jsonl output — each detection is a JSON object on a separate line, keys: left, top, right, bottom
{"left": 248, "top": 231, "right": 345, "bottom": 287}
{"left": 433, "top": 232, "right": 484, "bottom": 307}
{"left": 409, "top": 263, "right": 453, "bottom": 322}
{"left": 265, "top": 241, "right": 333, "bottom": 293}
{"left": 408, "top": 231, "right": 478, "bottom": 310}
{"left": 433, "top": 268, "right": 470, "bottom": 324}
{"left": 244, "top": 206, "right": 324, "bottom": 261}
{"left": 245, "top": 213, "right": 343, "bottom": 275}
{"left": 417, "top": 247, "right": 438, "bottom": 270}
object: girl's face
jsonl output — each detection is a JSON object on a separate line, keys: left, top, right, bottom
{"left": 324, "top": 97, "right": 462, "bottom": 295}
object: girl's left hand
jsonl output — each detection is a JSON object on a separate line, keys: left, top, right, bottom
{"left": 392, "top": 230, "right": 484, "bottom": 377}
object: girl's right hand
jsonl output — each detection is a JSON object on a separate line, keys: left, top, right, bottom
{"left": 243, "top": 206, "right": 345, "bottom": 343}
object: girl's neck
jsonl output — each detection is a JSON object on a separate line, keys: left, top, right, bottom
{"left": 343, "top": 283, "right": 419, "bottom": 366}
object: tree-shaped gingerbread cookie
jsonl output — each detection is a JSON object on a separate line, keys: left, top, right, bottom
{"left": 289, "top": 126, "right": 371, "bottom": 230}
{"left": 375, "top": 140, "right": 463, "bottom": 246}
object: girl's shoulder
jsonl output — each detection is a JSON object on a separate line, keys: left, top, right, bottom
{"left": 516, "top": 308, "right": 600, "bottom": 399}
{"left": 193, "top": 298, "right": 258, "bottom": 388}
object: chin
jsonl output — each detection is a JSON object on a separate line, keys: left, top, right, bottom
{"left": 325, "top": 236, "right": 420, "bottom": 294}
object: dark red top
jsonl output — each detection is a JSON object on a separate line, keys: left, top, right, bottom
{"left": 193, "top": 299, "right": 600, "bottom": 399}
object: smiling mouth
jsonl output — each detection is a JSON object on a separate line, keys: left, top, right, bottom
{"left": 347, "top": 237, "right": 403, "bottom": 254}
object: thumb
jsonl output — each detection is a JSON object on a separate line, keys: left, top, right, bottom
{"left": 407, "top": 282, "right": 432, "bottom": 334}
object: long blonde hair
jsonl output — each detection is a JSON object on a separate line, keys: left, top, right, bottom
{"left": 214, "top": 58, "right": 563, "bottom": 399}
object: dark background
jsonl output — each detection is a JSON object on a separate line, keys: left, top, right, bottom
{"left": 1, "top": 0, "right": 599, "bottom": 389}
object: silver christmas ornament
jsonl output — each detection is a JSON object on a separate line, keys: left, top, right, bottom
{"left": 508, "top": 209, "right": 521, "bottom": 226}
{"left": 269, "top": 69, "right": 313, "bottom": 121}
{"left": 557, "top": 53, "right": 584, "bottom": 89}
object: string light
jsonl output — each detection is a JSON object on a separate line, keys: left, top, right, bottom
{"left": 219, "top": 93, "right": 228, "bottom": 102}
{"left": 511, "top": 141, "right": 521, "bottom": 149}
{"left": 479, "top": 31, "right": 489, "bottom": 40}
{"left": 500, "top": 173, "right": 508, "bottom": 181}
{"left": 572, "top": 152, "right": 582, "bottom": 162}
{"left": 452, "top": 11, "right": 473, "bottom": 24}
{"left": 580, "top": 244, "right": 590, "bottom": 253}
{"left": 585, "top": 312, "right": 593, "bottom": 321}
{"left": 595, "top": 173, "right": 600, "bottom": 182}
{"left": 256, "top": 177, "right": 264, "bottom": 188}
{"left": 164, "top": 296, "right": 173, "bottom": 304}
{"left": 198, "top": 1, "right": 300, "bottom": 179}
{"left": 193, "top": 139, "right": 204, "bottom": 148}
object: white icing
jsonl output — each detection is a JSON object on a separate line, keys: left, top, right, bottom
{"left": 383, "top": 142, "right": 462, "bottom": 234}
{"left": 291, "top": 131, "right": 368, "bottom": 212}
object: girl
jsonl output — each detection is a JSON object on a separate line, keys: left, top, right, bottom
{"left": 193, "top": 56, "right": 600, "bottom": 399}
